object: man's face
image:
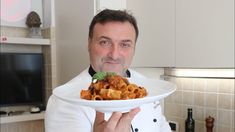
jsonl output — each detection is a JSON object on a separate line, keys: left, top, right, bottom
{"left": 88, "top": 21, "right": 136, "bottom": 76}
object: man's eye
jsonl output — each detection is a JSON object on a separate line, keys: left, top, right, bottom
{"left": 99, "top": 40, "right": 111, "bottom": 47}
{"left": 120, "top": 43, "right": 131, "bottom": 48}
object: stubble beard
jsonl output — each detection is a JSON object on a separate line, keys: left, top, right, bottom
{"left": 99, "top": 57, "right": 127, "bottom": 76}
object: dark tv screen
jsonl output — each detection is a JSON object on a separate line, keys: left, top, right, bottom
{"left": 0, "top": 53, "right": 44, "bottom": 106}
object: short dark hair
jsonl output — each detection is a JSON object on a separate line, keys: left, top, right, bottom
{"left": 89, "top": 9, "right": 139, "bottom": 41}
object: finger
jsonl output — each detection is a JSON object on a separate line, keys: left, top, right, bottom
{"left": 106, "top": 112, "right": 122, "bottom": 128}
{"left": 115, "top": 108, "right": 140, "bottom": 130}
{"left": 121, "top": 107, "right": 140, "bottom": 122}
{"left": 94, "top": 111, "right": 105, "bottom": 125}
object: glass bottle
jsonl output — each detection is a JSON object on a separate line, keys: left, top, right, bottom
{"left": 185, "top": 108, "right": 195, "bottom": 132}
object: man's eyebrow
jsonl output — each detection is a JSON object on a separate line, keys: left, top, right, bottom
{"left": 99, "top": 36, "right": 133, "bottom": 43}
{"left": 99, "top": 36, "right": 111, "bottom": 40}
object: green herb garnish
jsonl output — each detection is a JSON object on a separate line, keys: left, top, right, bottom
{"left": 92, "top": 72, "right": 116, "bottom": 82}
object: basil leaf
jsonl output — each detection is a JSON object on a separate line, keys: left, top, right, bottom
{"left": 92, "top": 72, "right": 116, "bottom": 81}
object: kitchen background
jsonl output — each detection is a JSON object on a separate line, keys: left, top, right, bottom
{"left": 0, "top": 0, "right": 234, "bottom": 132}
{"left": 164, "top": 69, "right": 234, "bottom": 132}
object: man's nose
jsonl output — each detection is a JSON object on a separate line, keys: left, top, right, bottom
{"left": 108, "top": 44, "right": 119, "bottom": 59}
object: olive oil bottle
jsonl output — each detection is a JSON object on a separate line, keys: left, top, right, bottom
{"left": 185, "top": 108, "right": 195, "bottom": 132}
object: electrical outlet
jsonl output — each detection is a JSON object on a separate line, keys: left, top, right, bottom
{"left": 168, "top": 120, "right": 179, "bottom": 132}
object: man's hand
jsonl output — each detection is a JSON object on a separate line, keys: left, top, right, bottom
{"left": 93, "top": 108, "right": 140, "bottom": 132}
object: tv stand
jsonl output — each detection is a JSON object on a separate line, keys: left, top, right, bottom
{"left": 7, "top": 110, "right": 25, "bottom": 116}
{"left": 0, "top": 111, "right": 44, "bottom": 124}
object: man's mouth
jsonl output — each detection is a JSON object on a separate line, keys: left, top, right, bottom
{"left": 105, "top": 61, "right": 119, "bottom": 64}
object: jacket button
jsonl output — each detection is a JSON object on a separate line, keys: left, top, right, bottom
{"left": 153, "top": 118, "right": 157, "bottom": 122}
{"left": 134, "top": 128, "right": 139, "bottom": 132}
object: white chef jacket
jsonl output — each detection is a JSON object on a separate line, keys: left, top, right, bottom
{"left": 45, "top": 68, "right": 171, "bottom": 132}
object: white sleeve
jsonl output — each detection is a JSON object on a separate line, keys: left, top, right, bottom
{"left": 45, "top": 95, "right": 95, "bottom": 132}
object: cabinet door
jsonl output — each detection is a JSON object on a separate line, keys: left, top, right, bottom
{"left": 176, "top": 0, "right": 234, "bottom": 68}
{"left": 127, "top": 0, "right": 175, "bottom": 67}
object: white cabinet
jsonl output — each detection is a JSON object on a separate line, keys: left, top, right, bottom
{"left": 175, "top": 0, "right": 234, "bottom": 68}
{"left": 128, "top": 0, "right": 234, "bottom": 68}
{"left": 127, "top": 0, "right": 175, "bottom": 67}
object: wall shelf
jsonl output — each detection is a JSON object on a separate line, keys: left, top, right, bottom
{"left": 0, "top": 111, "right": 45, "bottom": 124}
{"left": 0, "top": 36, "right": 50, "bottom": 45}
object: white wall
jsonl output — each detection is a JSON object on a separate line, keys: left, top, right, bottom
{"left": 42, "top": 0, "right": 55, "bottom": 28}
{"left": 97, "top": 0, "right": 126, "bottom": 11}
{"left": 54, "top": 0, "right": 94, "bottom": 85}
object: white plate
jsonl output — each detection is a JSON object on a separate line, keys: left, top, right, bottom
{"left": 53, "top": 78, "right": 176, "bottom": 113}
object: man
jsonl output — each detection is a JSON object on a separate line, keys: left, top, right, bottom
{"left": 45, "top": 9, "right": 171, "bottom": 132}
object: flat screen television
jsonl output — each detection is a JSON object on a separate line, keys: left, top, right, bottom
{"left": 0, "top": 53, "right": 45, "bottom": 106}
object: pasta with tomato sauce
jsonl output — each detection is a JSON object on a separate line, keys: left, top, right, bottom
{"left": 80, "top": 74, "right": 147, "bottom": 100}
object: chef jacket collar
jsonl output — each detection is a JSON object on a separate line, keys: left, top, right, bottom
{"left": 88, "top": 65, "right": 131, "bottom": 78}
